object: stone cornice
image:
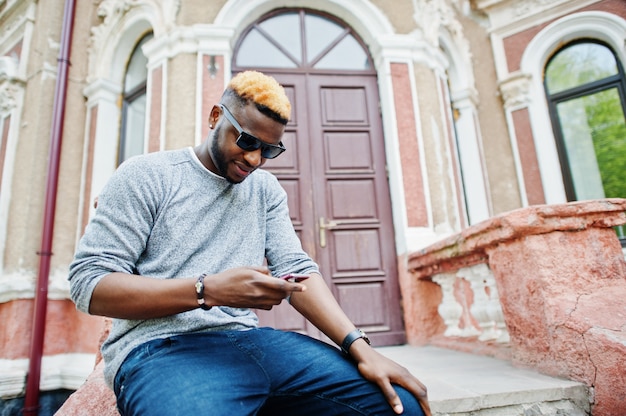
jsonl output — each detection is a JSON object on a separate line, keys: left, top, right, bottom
{"left": 473, "top": 0, "right": 599, "bottom": 34}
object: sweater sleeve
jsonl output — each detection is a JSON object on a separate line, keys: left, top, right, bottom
{"left": 68, "top": 157, "right": 163, "bottom": 314}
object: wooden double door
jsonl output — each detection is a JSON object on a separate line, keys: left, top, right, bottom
{"left": 258, "top": 73, "right": 406, "bottom": 346}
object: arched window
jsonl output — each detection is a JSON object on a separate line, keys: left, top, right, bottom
{"left": 234, "top": 9, "right": 373, "bottom": 72}
{"left": 545, "top": 40, "right": 626, "bottom": 205}
{"left": 118, "top": 33, "right": 152, "bottom": 165}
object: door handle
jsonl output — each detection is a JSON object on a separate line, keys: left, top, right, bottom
{"left": 319, "top": 217, "right": 338, "bottom": 248}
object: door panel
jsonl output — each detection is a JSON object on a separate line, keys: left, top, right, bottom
{"left": 308, "top": 75, "right": 405, "bottom": 345}
{"left": 258, "top": 73, "right": 405, "bottom": 346}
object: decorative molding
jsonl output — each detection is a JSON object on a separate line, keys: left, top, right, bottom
{"left": 0, "top": 353, "right": 95, "bottom": 398}
{"left": 474, "top": 0, "right": 598, "bottom": 34}
{"left": 512, "top": 0, "right": 562, "bottom": 17}
{"left": 0, "top": 1, "right": 34, "bottom": 50}
{"left": 498, "top": 72, "right": 531, "bottom": 110}
{"left": 0, "top": 268, "right": 70, "bottom": 303}
{"left": 0, "top": 55, "right": 23, "bottom": 115}
{"left": 87, "top": 0, "right": 181, "bottom": 82}
{"left": 412, "top": 0, "right": 472, "bottom": 83}
{"left": 0, "top": 82, "right": 18, "bottom": 113}
{"left": 413, "top": 0, "right": 470, "bottom": 52}
{"left": 95, "top": 0, "right": 180, "bottom": 31}
{"left": 0, "top": 55, "right": 18, "bottom": 80}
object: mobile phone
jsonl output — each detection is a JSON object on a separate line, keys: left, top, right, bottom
{"left": 280, "top": 273, "right": 310, "bottom": 282}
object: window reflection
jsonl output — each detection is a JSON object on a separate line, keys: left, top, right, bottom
{"left": 546, "top": 42, "right": 618, "bottom": 94}
{"left": 305, "top": 13, "right": 344, "bottom": 63}
{"left": 258, "top": 13, "right": 301, "bottom": 64}
{"left": 558, "top": 88, "right": 626, "bottom": 200}
{"left": 315, "top": 34, "right": 369, "bottom": 70}
{"left": 237, "top": 28, "right": 297, "bottom": 68}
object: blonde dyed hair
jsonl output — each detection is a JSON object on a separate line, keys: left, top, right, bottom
{"left": 226, "top": 71, "right": 291, "bottom": 123}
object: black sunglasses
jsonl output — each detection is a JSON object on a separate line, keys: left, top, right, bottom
{"left": 219, "top": 104, "right": 286, "bottom": 159}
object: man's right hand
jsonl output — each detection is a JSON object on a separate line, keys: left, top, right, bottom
{"left": 203, "top": 266, "right": 306, "bottom": 310}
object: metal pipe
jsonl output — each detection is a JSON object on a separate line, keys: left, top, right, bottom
{"left": 23, "top": 0, "right": 76, "bottom": 414}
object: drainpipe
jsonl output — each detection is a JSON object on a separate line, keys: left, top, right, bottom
{"left": 23, "top": 0, "right": 76, "bottom": 414}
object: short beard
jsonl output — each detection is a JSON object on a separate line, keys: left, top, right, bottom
{"left": 209, "top": 125, "right": 238, "bottom": 184}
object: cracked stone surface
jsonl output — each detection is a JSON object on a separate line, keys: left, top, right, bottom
{"left": 488, "top": 225, "right": 626, "bottom": 416}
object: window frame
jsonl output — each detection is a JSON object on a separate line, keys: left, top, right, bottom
{"left": 544, "top": 39, "right": 626, "bottom": 202}
{"left": 118, "top": 32, "right": 152, "bottom": 166}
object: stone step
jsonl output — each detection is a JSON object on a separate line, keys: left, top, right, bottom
{"left": 377, "top": 345, "right": 590, "bottom": 416}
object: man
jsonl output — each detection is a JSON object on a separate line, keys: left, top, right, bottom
{"left": 69, "top": 71, "right": 430, "bottom": 415}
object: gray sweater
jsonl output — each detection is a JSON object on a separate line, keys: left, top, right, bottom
{"left": 69, "top": 147, "right": 319, "bottom": 387}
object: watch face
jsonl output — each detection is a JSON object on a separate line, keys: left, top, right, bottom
{"left": 359, "top": 330, "right": 371, "bottom": 345}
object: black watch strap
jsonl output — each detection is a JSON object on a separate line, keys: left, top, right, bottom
{"left": 341, "top": 329, "right": 370, "bottom": 354}
{"left": 195, "top": 273, "right": 211, "bottom": 310}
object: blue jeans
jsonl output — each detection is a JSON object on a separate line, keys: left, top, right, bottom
{"left": 113, "top": 328, "right": 425, "bottom": 415}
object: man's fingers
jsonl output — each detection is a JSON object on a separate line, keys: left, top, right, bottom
{"left": 378, "top": 380, "right": 404, "bottom": 414}
{"left": 403, "top": 377, "right": 430, "bottom": 416}
{"left": 420, "top": 399, "right": 432, "bottom": 416}
{"left": 387, "top": 374, "right": 431, "bottom": 416}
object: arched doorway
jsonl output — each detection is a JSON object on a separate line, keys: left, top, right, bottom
{"left": 235, "top": 9, "right": 405, "bottom": 346}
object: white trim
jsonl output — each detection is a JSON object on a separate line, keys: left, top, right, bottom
{"left": 0, "top": 353, "right": 96, "bottom": 398}
{"left": 0, "top": 268, "right": 69, "bottom": 304}
{"left": 195, "top": 53, "right": 204, "bottom": 146}
{"left": 520, "top": 11, "right": 626, "bottom": 204}
{"left": 498, "top": 72, "right": 532, "bottom": 206}
{"left": 0, "top": 3, "right": 33, "bottom": 292}
{"left": 0, "top": 270, "right": 32, "bottom": 303}
{"left": 188, "top": 26, "right": 235, "bottom": 145}
{"left": 0, "top": 89, "right": 22, "bottom": 277}
{"left": 158, "top": 59, "right": 167, "bottom": 151}
{"left": 439, "top": 28, "right": 492, "bottom": 225}
{"left": 81, "top": 79, "right": 122, "bottom": 227}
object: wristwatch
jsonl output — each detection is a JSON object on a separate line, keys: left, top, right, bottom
{"left": 195, "top": 273, "right": 211, "bottom": 310}
{"left": 341, "top": 329, "right": 371, "bottom": 355}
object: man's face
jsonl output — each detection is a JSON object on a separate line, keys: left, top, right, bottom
{"left": 208, "top": 104, "right": 286, "bottom": 184}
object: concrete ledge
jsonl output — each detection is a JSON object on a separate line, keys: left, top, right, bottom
{"left": 378, "top": 345, "right": 590, "bottom": 415}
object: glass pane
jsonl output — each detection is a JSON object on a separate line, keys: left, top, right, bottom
{"left": 122, "top": 94, "right": 146, "bottom": 162}
{"left": 236, "top": 28, "right": 297, "bottom": 68}
{"left": 546, "top": 43, "right": 618, "bottom": 94}
{"left": 314, "top": 34, "right": 369, "bottom": 70}
{"left": 557, "top": 87, "right": 626, "bottom": 200}
{"left": 305, "top": 13, "right": 344, "bottom": 63}
{"left": 125, "top": 34, "right": 152, "bottom": 91}
{"left": 258, "top": 13, "right": 301, "bottom": 64}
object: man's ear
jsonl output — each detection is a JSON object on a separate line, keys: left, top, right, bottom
{"left": 208, "top": 105, "right": 221, "bottom": 128}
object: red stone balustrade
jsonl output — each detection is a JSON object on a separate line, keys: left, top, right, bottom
{"left": 403, "top": 198, "right": 626, "bottom": 416}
